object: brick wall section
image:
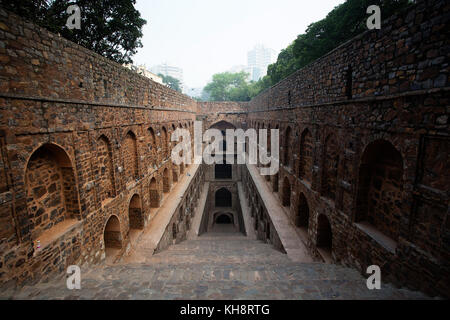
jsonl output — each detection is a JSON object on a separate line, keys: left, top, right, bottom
{"left": 245, "top": 0, "right": 449, "bottom": 297}
{"left": 248, "top": 0, "right": 448, "bottom": 111}
{"left": 0, "top": 8, "right": 202, "bottom": 286}
{"left": 0, "top": 0, "right": 448, "bottom": 298}
{"left": 198, "top": 102, "right": 248, "bottom": 115}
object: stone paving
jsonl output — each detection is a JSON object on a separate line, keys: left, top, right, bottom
{"left": 0, "top": 232, "right": 430, "bottom": 300}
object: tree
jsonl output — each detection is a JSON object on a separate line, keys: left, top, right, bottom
{"left": 203, "top": 72, "right": 250, "bottom": 101}
{"left": 264, "top": 0, "right": 412, "bottom": 88}
{"left": 1, "top": 0, "right": 146, "bottom": 64}
{"left": 159, "top": 74, "right": 182, "bottom": 92}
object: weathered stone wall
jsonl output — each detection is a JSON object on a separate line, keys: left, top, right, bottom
{"left": 249, "top": 0, "right": 448, "bottom": 111}
{"left": 0, "top": 0, "right": 448, "bottom": 299}
{"left": 245, "top": 0, "right": 449, "bottom": 297}
{"left": 241, "top": 168, "right": 284, "bottom": 253}
{"left": 0, "top": 8, "right": 201, "bottom": 286}
{"left": 155, "top": 164, "right": 206, "bottom": 252}
{"left": 198, "top": 102, "right": 248, "bottom": 115}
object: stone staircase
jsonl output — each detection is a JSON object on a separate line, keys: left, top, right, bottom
{"left": 1, "top": 232, "right": 430, "bottom": 300}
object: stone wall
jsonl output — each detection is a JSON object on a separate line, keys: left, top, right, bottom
{"left": 245, "top": 0, "right": 449, "bottom": 297}
{"left": 0, "top": 0, "right": 448, "bottom": 298}
{"left": 0, "top": 7, "right": 201, "bottom": 286}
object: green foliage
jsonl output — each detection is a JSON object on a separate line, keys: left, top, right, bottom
{"left": 1, "top": 0, "right": 146, "bottom": 64}
{"left": 249, "top": 0, "right": 413, "bottom": 98}
{"left": 158, "top": 74, "right": 182, "bottom": 92}
{"left": 203, "top": 72, "right": 251, "bottom": 101}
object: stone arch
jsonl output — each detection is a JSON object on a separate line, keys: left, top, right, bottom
{"left": 215, "top": 187, "right": 232, "bottom": 207}
{"left": 215, "top": 212, "right": 234, "bottom": 224}
{"left": 321, "top": 134, "right": 339, "bottom": 200}
{"left": 172, "top": 222, "right": 177, "bottom": 241}
{"left": 129, "top": 194, "right": 144, "bottom": 230}
{"left": 180, "top": 162, "right": 185, "bottom": 174}
{"left": 283, "top": 126, "right": 292, "bottom": 166}
{"left": 149, "top": 177, "right": 160, "bottom": 208}
{"left": 148, "top": 127, "right": 157, "bottom": 166}
{"left": 148, "top": 127, "right": 156, "bottom": 148}
{"left": 163, "top": 168, "right": 171, "bottom": 193}
{"left": 317, "top": 214, "right": 332, "bottom": 252}
{"left": 282, "top": 177, "right": 291, "bottom": 207}
{"left": 104, "top": 215, "right": 122, "bottom": 250}
{"left": 299, "top": 128, "right": 313, "bottom": 182}
{"left": 355, "top": 139, "right": 403, "bottom": 241}
{"left": 296, "top": 193, "right": 310, "bottom": 229}
{"left": 266, "top": 220, "right": 271, "bottom": 241}
{"left": 97, "top": 135, "right": 115, "bottom": 201}
{"left": 209, "top": 120, "right": 236, "bottom": 130}
{"left": 272, "top": 172, "right": 279, "bottom": 192}
{"left": 161, "top": 126, "right": 168, "bottom": 158}
{"left": 25, "top": 143, "right": 80, "bottom": 240}
{"left": 123, "top": 131, "right": 139, "bottom": 182}
{"left": 172, "top": 165, "right": 179, "bottom": 183}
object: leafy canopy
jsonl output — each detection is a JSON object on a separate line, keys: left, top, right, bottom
{"left": 203, "top": 72, "right": 252, "bottom": 101}
{"left": 159, "top": 74, "right": 182, "bottom": 93}
{"left": 1, "top": 0, "right": 147, "bottom": 64}
{"left": 254, "top": 0, "right": 413, "bottom": 97}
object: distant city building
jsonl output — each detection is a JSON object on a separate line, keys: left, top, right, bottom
{"left": 124, "top": 64, "right": 164, "bottom": 85}
{"left": 184, "top": 86, "right": 204, "bottom": 98}
{"left": 150, "top": 63, "right": 184, "bottom": 90}
{"left": 247, "top": 44, "right": 277, "bottom": 81}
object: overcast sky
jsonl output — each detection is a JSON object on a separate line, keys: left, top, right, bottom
{"left": 133, "top": 0, "right": 345, "bottom": 88}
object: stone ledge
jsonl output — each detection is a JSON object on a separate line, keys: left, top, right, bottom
{"left": 354, "top": 221, "right": 397, "bottom": 254}
{"left": 33, "top": 219, "right": 81, "bottom": 257}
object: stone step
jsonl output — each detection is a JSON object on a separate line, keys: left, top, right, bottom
{"left": 3, "top": 236, "right": 430, "bottom": 300}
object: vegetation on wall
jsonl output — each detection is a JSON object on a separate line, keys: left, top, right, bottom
{"left": 1, "top": 0, "right": 146, "bottom": 64}
{"left": 202, "top": 0, "right": 412, "bottom": 101}
{"left": 159, "top": 74, "right": 182, "bottom": 93}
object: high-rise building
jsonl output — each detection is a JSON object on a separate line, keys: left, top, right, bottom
{"left": 123, "top": 64, "right": 164, "bottom": 85}
{"left": 150, "top": 63, "right": 184, "bottom": 90}
{"left": 247, "top": 44, "right": 277, "bottom": 81}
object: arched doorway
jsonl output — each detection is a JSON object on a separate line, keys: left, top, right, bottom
{"left": 161, "top": 126, "right": 168, "bottom": 158}
{"left": 163, "top": 168, "right": 171, "bottom": 193}
{"left": 282, "top": 177, "right": 291, "bottom": 207}
{"left": 216, "top": 213, "right": 233, "bottom": 224}
{"left": 317, "top": 214, "right": 332, "bottom": 253}
{"left": 299, "top": 129, "right": 313, "bottom": 182}
{"left": 97, "top": 135, "right": 115, "bottom": 201}
{"left": 322, "top": 134, "right": 339, "bottom": 200}
{"left": 283, "top": 127, "right": 292, "bottom": 166}
{"left": 296, "top": 193, "right": 310, "bottom": 229}
{"left": 356, "top": 140, "right": 403, "bottom": 241}
{"left": 272, "top": 173, "right": 279, "bottom": 193}
{"left": 104, "top": 215, "right": 122, "bottom": 257}
{"left": 215, "top": 187, "right": 232, "bottom": 207}
{"left": 172, "top": 165, "right": 179, "bottom": 183}
{"left": 25, "top": 143, "right": 80, "bottom": 240}
{"left": 129, "top": 194, "right": 144, "bottom": 230}
{"left": 123, "top": 131, "right": 139, "bottom": 182}
{"left": 149, "top": 177, "right": 160, "bottom": 208}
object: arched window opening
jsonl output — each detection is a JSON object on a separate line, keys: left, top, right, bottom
{"left": 356, "top": 140, "right": 403, "bottom": 241}
{"left": 215, "top": 188, "right": 232, "bottom": 207}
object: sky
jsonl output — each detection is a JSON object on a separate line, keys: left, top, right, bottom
{"left": 133, "top": 0, "right": 345, "bottom": 89}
